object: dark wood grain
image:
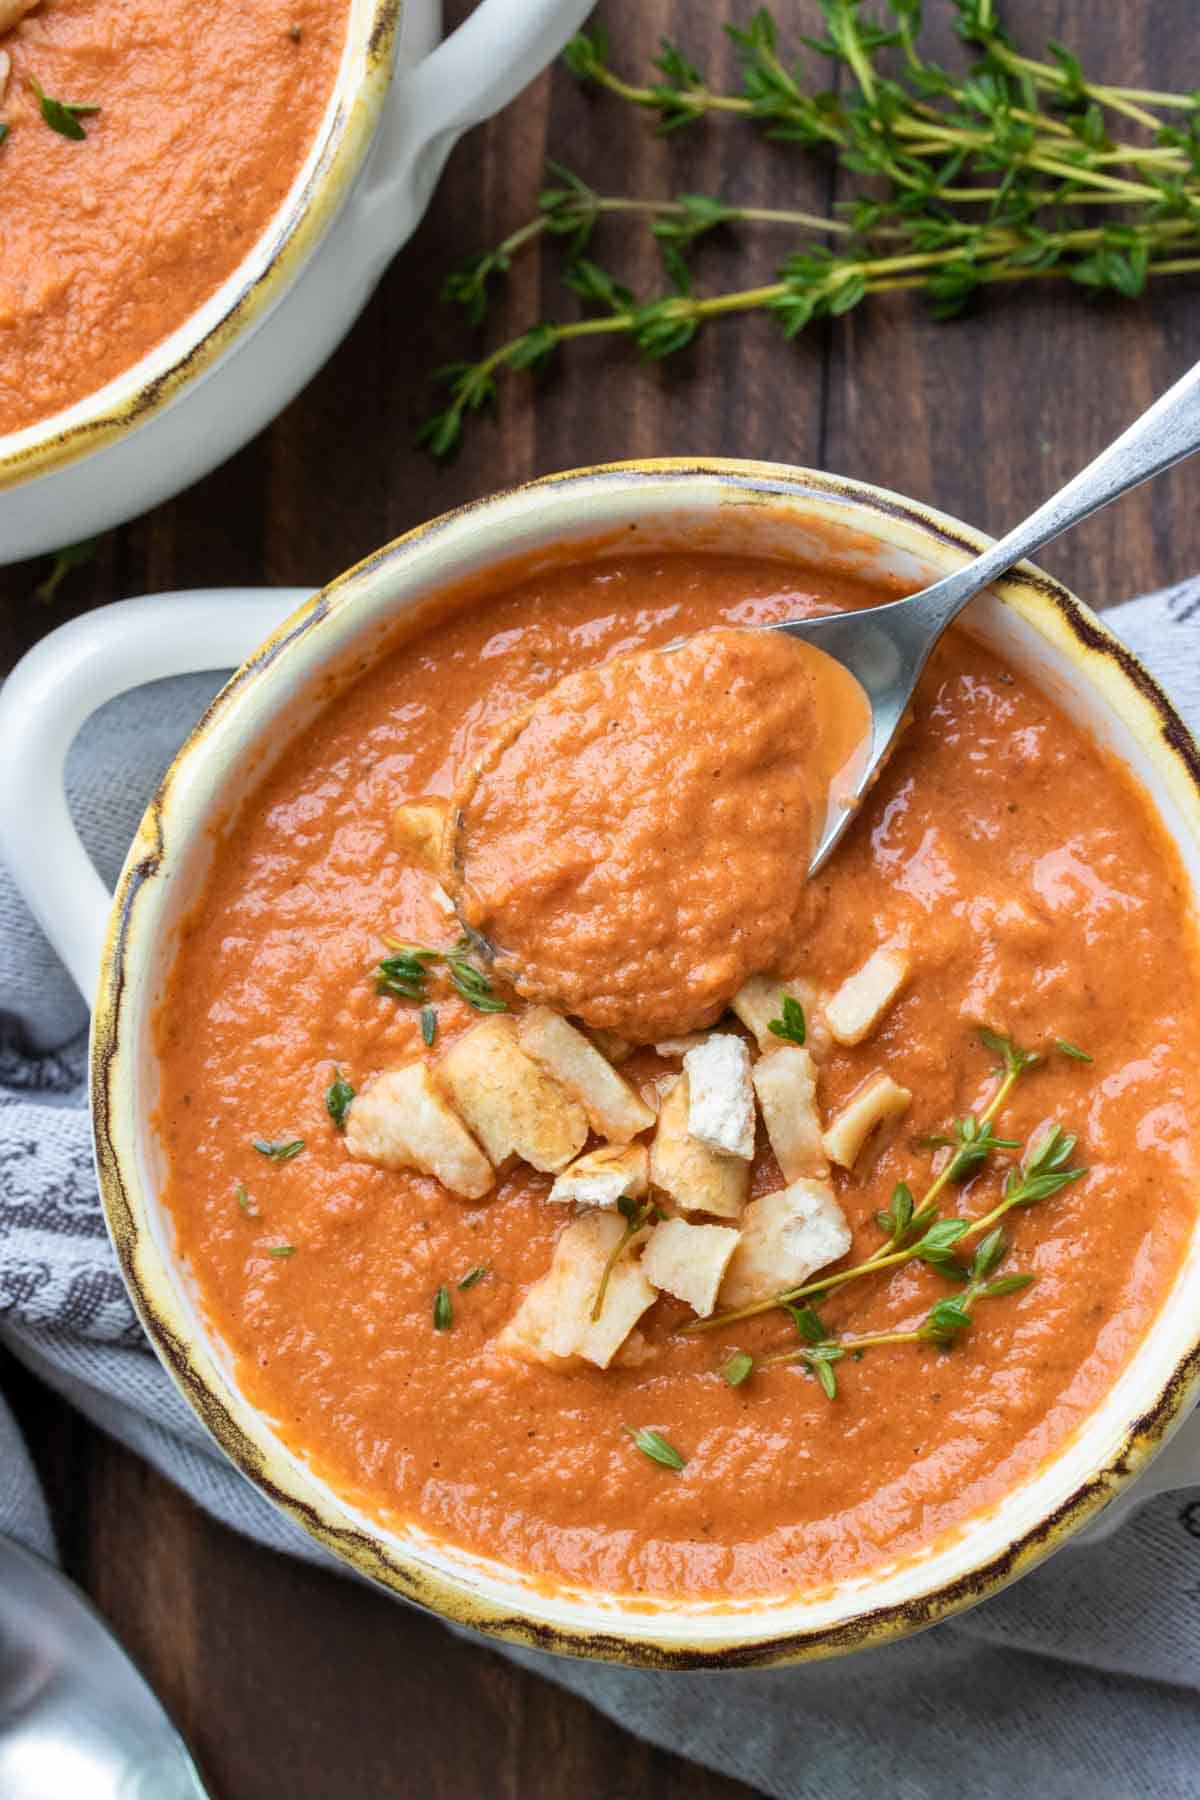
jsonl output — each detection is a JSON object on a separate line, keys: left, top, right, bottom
{"left": 3, "top": 5, "right": 1198, "bottom": 1796}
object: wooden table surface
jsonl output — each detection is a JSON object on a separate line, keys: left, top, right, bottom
{"left": 2, "top": 4, "right": 1198, "bottom": 1795}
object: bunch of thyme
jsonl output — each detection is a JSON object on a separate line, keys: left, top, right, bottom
{"left": 420, "top": 0, "right": 1200, "bottom": 456}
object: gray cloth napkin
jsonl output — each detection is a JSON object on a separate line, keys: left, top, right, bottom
{"left": 3, "top": 582, "right": 1200, "bottom": 1799}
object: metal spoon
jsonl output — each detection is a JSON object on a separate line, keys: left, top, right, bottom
{"left": 0, "top": 1533, "right": 211, "bottom": 1800}
{"left": 784, "top": 355, "right": 1200, "bottom": 874}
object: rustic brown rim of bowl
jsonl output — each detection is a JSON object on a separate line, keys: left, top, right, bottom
{"left": 0, "top": 0, "right": 400, "bottom": 491}
{"left": 91, "top": 459, "right": 1200, "bottom": 1668}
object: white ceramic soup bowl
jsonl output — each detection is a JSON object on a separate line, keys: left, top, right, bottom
{"left": 0, "top": 0, "right": 591, "bottom": 566}
{"left": 3, "top": 460, "right": 1200, "bottom": 1666}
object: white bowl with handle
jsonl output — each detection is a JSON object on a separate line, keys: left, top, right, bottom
{"left": 0, "top": 0, "right": 592, "bottom": 567}
{"left": 2, "top": 462, "right": 1200, "bottom": 1663}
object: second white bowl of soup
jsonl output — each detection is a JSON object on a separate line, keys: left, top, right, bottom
{"left": 0, "top": 0, "right": 591, "bottom": 563}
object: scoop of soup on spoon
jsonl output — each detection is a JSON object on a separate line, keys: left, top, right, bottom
{"left": 447, "top": 356, "right": 1200, "bottom": 1039}
{"left": 446, "top": 627, "right": 869, "bottom": 1043}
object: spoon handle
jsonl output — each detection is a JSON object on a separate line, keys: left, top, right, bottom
{"left": 918, "top": 354, "right": 1200, "bottom": 629}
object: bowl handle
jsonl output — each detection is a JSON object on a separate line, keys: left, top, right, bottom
{"left": 0, "top": 589, "right": 308, "bottom": 1008}
{"left": 352, "top": 0, "right": 596, "bottom": 265}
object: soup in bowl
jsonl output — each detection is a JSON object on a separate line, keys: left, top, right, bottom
{"left": 0, "top": 0, "right": 351, "bottom": 437}
{"left": 6, "top": 463, "right": 1200, "bottom": 1664}
{"left": 0, "top": 0, "right": 592, "bottom": 563}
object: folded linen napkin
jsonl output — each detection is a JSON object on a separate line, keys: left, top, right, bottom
{"left": 3, "top": 580, "right": 1200, "bottom": 1799}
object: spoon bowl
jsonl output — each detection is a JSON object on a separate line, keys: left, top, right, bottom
{"left": 0, "top": 1534, "right": 211, "bottom": 1800}
{"left": 778, "top": 354, "right": 1200, "bottom": 874}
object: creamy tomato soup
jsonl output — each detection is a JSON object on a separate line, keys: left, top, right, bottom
{"left": 0, "top": 0, "right": 348, "bottom": 434}
{"left": 156, "top": 550, "right": 1200, "bottom": 1601}
{"left": 452, "top": 628, "right": 869, "bottom": 1041}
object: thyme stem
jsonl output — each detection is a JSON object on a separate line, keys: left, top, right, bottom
{"left": 686, "top": 1029, "right": 1051, "bottom": 1338}
{"left": 760, "top": 1329, "right": 922, "bottom": 1366}
{"left": 422, "top": 3, "right": 1200, "bottom": 457}
{"left": 856, "top": 1054, "right": 1021, "bottom": 1269}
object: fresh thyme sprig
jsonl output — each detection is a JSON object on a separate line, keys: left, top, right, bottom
{"left": 759, "top": 1227, "right": 1034, "bottom": 1396}
{"left": 688, "top": 1026, "right": 1084, "bottom": 1336}
{"left": 421, "top": 1, "right": 1200, "bottom": 455}
{"left": 858, "top": 1025, "right": 1036, "bottom": 1263}
{"left": 591, "top": 1195, "right": 662, "bottom": 1321}
{"left": 437, "top": 157, "right": 848, "bottom": 330}
{"left": 961, "top": 1123, "right": 1085, "bottom": 1238}
{"left": 374, "top": 943, "right": 440, "bottom": 1002}
{"left": 447, "top": 953, "right": 509, "bottom": 1012}
{"left": 375, "top": 935, "right": 508, "bottom": 1014}
{"left": 782, "top": 1302, "right": 846, "bottom": 1397}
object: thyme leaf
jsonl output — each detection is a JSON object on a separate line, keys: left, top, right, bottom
{"left": 976, "top": 1026, "right": 1042, "bottom": 1077}
{"left": 918, "top": 1218, "right": 971, "bottom": 1252}
{"left": 36, "top": 539, "right": 99, "bottom": 604}
{"left": 983, "top": 1272, "right": 1035, "bottom": 1298}
{"left": 922, "top": 1114, "right": 1022, "bottom": 1184}
{"left": 30, "top": 76, "right": 100, "bottom": 142}
{"left": 721, "top": 1350, "right": 755, "bottom": 1387}
{"left": 875, "top": 1180, "right": 914, "bottom": 1240}
{"left": 324, "top": 1069, "right": 355, "bottom": 1132}
{"left": 808, "top": 1353, "right": 841, "bottom": 1400}
{"left": 624, "top": 1426, "right": 687, "bottom": 1471}
{"left": 996, "top": 1126, "right": 1087, "bottom": 1210}
{"left": 374, "top": 936, "right": 508, "bottom": 1014}
{"left": 374, "top": 946, "right": 438, "bottom": 1003}
{"left": 787, "top": 1303, "right": 830, "bottom": 1343}
{"left": 252, "top": 1137, "right": 305, "bottom": 1162}
{"left": 433, "top": 1285, "right": 453, "bottom": 1330}
{"left": 458, "top": 1264, "right": 490, "bottom": 1291}
{"left": 446, "top": 951, "right": 509, "bottom": 1012}
{"left": 921, "top": 1297, "right": 973, "bottom": 1343}
{"left": 969, "top": 1227, "right": 1008, "bottom": 1282}
{"left": 767, "top": 994, "right": 807, "bottom": 1045}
